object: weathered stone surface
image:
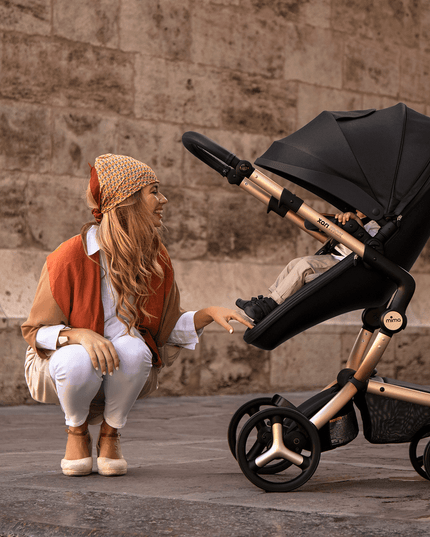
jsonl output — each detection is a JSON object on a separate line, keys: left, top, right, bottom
{"left": 162, "top": 187, "right": 209, "bottom": 260}
{"left": 0, "top": 171, "right": 29, "bottom": 249}
{"left": 220, "top": 73, "right": 297, "bottom": 136}
{"left": 0, "top": 102, "right": 51, "bottom": 172}
{"left": 332, "top": 0, "right": 421, "bottom": 48}
{"left": 297, "top": 85, "right": 363, "bottom": 129}
{"left": 53, "top": 0, "right": 120, "bottom": 48}
{"left": 116, "top": 119, "right": 184, "bottom": 186}
{"left": 26, "top": 174, "right": 89, "bottom": 251}
{"left": 198, "top": 329, "right": 270, "bottom": 395}
{"left": 399, "top": 49, "right": 430, "bottom": 103}
{"left": 172, "top": 259, "right": 284, "bottom": 314}
{"left": 395, "top": 333, "right": 430, "bottom": 384}
{"left": 172, "top": 259, "right": 283, "bottom": 311}
{"left": 361, "top": 95, "right": 401, "bottom": 111}
{"left": 413, "top": 243, "right": 430, "bottom": 272}
{"left": 344, "top": 41, "right": 400, "bottom": 96}
{"left": 52, "top": 112, "right": 117, "bottom": 177}
{"left": 120, "top": 0, "right": 192, "bottom": 61}
{"left": 190, "top": 3, "right": 287, "bottom": 78}
{"left": 420, "top": 0, "right": 430, "bottom": 53}
{"left": 270, "top": 330, "right": 343, "bottom": 391}
{"left": 1, "top": 34, "right": 134, "bottom": 114}
{"left": 0, "top": 249, "right": 47, "bottom": 319}
{"left": 156, "top": 347, "right": 202, "bottom": 397}
{"left": 206, "top": 189, "right": 298, "bottom": 264}
{"left": 241, "top": 0, "right": 331, "bottom": 28}
{"left": 0, "top": 322, "right": 33, "bottom": 405}
{"left": 135, "top": 57, "right": 222, "bottom": 127}
{"left": 284, "top": 23, "right": 343, "bottom": 88}
{"left": 0, "top": 0, "right": 50, "bottom": 35}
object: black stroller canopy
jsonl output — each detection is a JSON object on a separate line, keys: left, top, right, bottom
{"left": 255, "top": 103, "right": 430, "bottom": 221}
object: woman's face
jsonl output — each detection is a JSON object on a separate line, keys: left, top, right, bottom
{"left": 141, "top": 183, "right": 168, "bottom": 227}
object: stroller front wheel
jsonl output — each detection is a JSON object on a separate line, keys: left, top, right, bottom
{"left": 235, "top": 407, "right": 321, "bottom": 492}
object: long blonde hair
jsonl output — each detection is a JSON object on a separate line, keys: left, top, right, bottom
{"left": 81, "top": 187, "right": 166, "bottom": 333}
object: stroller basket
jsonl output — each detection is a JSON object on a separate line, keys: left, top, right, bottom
{"left": 355, "top": 378, "right": 430, "bottom": 444}
{"left": 295, "top": 387, "right": 359, "bottom": 451}
{"left": 320, "top": 401, "right": 359, "bottom": 451}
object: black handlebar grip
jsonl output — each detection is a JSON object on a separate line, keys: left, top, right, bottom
{"left": 182, "top": 131, "right": 240, "bottom": 176}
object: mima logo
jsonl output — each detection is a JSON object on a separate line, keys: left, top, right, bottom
{"left": 383, "top": 312, "right": 403, "bottom": 329}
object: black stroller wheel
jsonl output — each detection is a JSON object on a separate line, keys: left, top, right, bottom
{"left": 236, "top": 407, "right": 321, "bottom": 492}
{"left": 409, "top": 426, "right": 430, "bottom": 481}
{"left": 423, "top": 442, "right": 430, "bottom": 479}
{"left": 227, "top": 397, "right": 274, "bottom": 459}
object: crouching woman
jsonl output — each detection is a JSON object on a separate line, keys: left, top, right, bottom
{"left": 22, "top": 154, "right": 252, "bottom": 477}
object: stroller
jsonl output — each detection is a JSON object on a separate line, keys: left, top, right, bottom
{"left": 182, "top": 103, "right": 430, "bottom": 492}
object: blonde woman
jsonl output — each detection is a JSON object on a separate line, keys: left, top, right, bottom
{"left": 22, "top": 154, "right": 252, "bottom": 477}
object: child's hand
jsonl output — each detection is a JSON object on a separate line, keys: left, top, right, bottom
{"left": 335, "top": 212, "right": 363, "bottom": 226}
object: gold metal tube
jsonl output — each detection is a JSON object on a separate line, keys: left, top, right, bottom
{"left": 240, "top": 179, "right": 271, "bottom": 205}
{"left": 249, "top": 169, "right": 284, "bottom": 199}
{"left": 310, "top": 383, "right": 358, "bottom": 430}
{"left": 345, "top": 329, "right": 374, "bottom": 370}
{"left": 354, "top": 332, "right": 391, "bottom": 383}
{"left": 297, "top": 204, "right": 366, "bottom": 257}
{"left": 367, "top": 380, "right": 430, "bottom": 407}
{"left": 245, "top": 172, "right": 327, "bottom": 243}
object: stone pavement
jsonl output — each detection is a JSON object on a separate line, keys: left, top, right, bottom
{"left": 1, "top": 392, "right": 430, "bottom": 537}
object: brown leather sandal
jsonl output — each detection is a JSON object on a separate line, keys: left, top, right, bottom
{"left": 61, "top": 428, "right": 93, "bottom": 476}
{"left": 96, "top": 430, "right": 127, "bottom": 476}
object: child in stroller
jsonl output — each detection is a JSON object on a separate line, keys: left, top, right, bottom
{"left": 236, "top": 210, "right": 380, "bottom": 322}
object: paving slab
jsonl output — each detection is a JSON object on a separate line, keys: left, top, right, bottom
{"left": 1, "top": 392, "right": 430, "bottom": 536}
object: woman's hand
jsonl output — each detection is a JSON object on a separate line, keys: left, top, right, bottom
{"left": 59, "top": 328, "right": 120, "bottom": 376}
{"left": 194, "top": 307, "right": 254, "bottom": 333}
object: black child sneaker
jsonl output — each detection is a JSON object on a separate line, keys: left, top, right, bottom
{"left": 235, "top": 295, "right": 278, "bottom": 323}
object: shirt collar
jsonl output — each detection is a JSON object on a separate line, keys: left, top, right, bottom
{"left": 86, "top": 225, "right": 101, "bottom": 256}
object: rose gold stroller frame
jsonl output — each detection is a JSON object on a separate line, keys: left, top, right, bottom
{"left": 238, "top": 167, "right": 430, "bottom": 470}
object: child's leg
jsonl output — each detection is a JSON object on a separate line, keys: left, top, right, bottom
{"left": 269, "top": 255, "right": 338, "bottom": 304}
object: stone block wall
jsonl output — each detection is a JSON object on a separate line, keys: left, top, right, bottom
{"left": 1, "top": 0, "right": 430, "bottom": 404}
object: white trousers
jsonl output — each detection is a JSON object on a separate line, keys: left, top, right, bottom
{"left": 48, "top": 334, "right": 152, "bottom": 429}
{"left": 268, "top": 254, "right": 339, "bottom": 304}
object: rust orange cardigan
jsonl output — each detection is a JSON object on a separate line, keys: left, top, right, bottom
{"left": 21, "top": 234, "right": 182, "bottom": 368}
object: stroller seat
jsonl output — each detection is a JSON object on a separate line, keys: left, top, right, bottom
{"left": 245, "top": 173, "right": 430, "bottom": 349}
{"left": 244, "top": 254, "right": 395, "bottom": 350}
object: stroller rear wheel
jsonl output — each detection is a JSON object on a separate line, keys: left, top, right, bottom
{"left": 409, "top": 425, "right": 430, "bottom": 481}
{"left": 227, "top": 397, "right": 274, "bottom": 459}
{"left": 236, "top": 407, "right": 321, "bottom": 492}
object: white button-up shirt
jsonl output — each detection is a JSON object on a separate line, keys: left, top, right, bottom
{"left": 36, "top": 226, "right": 201, "bottom": 351}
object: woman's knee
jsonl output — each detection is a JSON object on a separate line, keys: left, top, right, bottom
{"left": 113, "top": 336, "right": 153, "bottom": 375}
{"left": 49, "top": 344, "right": 98, "bottom": 382}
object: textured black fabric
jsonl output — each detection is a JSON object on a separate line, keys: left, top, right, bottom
{"left": 255, "top": 103, "right": 430, "bottom": 221}
{"left": 355, "top": 379, "right": 430, "bottom": 444}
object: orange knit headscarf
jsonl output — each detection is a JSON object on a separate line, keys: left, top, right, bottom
{"left": 90, "top": 154, "right": 159, "bottom": 223}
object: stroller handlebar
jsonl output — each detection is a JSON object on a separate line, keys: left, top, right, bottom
{"left": 182, "top": 131, "right": 241, "bottom": 177}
